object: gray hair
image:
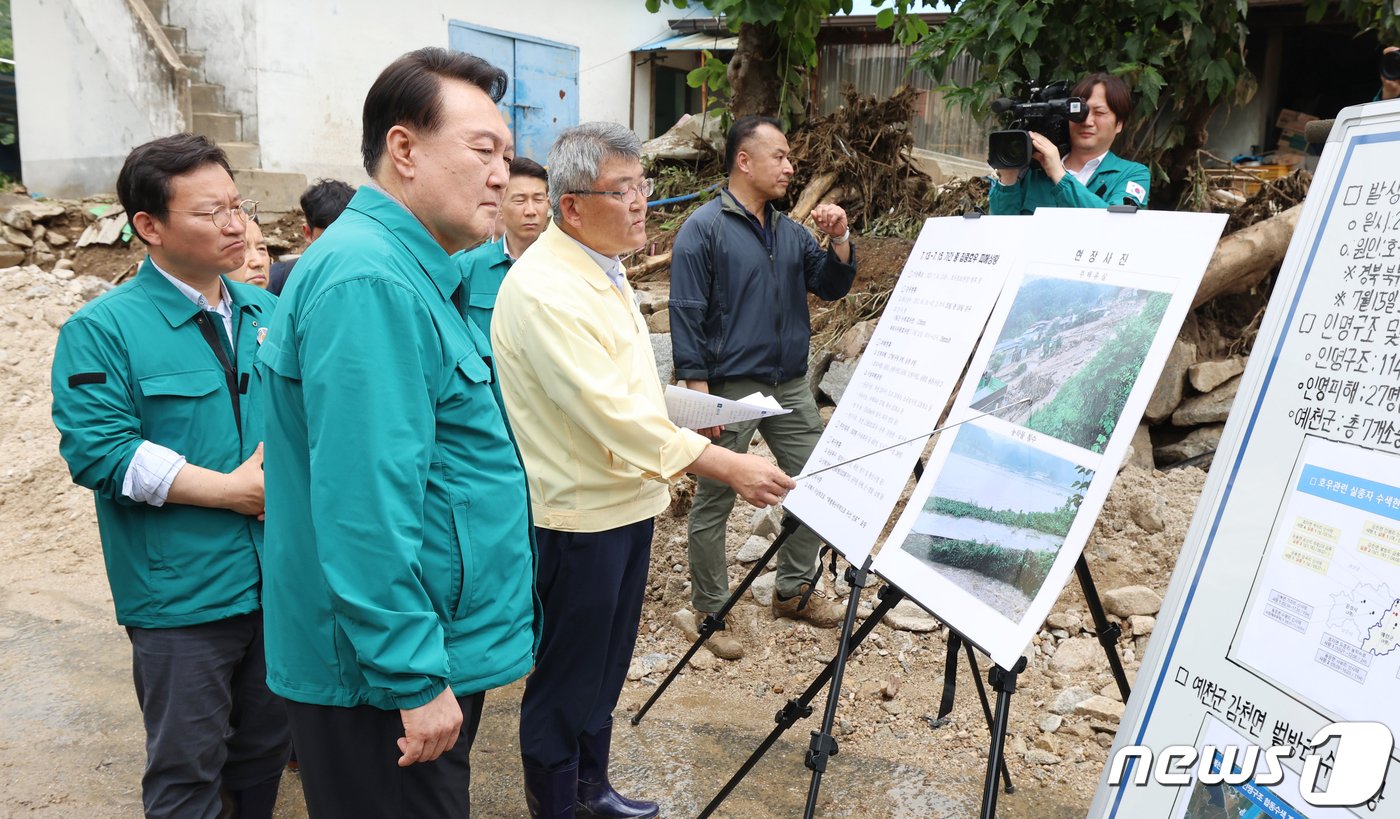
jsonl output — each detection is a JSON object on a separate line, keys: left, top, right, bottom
{"left": 546, "top": 122, "right": 642, "bottom": 216}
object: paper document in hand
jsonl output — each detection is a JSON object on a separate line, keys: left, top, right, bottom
{"left": 664, "top": 385, "right": 791, "bottom": 430}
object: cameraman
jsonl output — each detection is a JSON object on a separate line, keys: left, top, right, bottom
{"left": 990, "top": 72, "right": 1150, "bottom": 214}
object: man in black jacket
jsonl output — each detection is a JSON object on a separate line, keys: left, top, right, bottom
{"left": 670, "top": 116, "right": 856, "bottom": 660}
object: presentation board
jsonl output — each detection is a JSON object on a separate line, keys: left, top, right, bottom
{"left": 783, "top": 215, "right": 1018, "bottom": 564}
{"left": 870, "top": 208, "right": 1225, "bottom": 669}
{"left": 1094, "top": 101, "right": 1400, "bottom": 818}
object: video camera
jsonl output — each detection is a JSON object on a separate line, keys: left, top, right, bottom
{"left": 1381, "top": 49, "right": 1400, "bottom": 81}
{"left": 987, "top": 81, "right": 1088, "bottom": 170}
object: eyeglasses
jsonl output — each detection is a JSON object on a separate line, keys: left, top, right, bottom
{"left": 168, "top": 199, "right": 259, "bottom": 229}
{"left": 567, "top": 179, "right": 654, "bottom": 205}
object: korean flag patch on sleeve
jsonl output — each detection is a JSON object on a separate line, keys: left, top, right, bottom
{"left": 1125, "top": 180, "right": 1147, "bottom": 204}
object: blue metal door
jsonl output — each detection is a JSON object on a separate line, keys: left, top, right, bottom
{"left": 448, "top": 22, "right": 580, "bottom": 163}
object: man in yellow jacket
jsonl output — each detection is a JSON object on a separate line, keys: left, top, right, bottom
{"left": 493, "top": 122, "right": 793, "bottom": 818}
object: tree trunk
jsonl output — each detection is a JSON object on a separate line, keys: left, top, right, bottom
{"left": 728, "top": 22, "right": 782, "bottom": 119}
{"left": 1192, "top": 204, "right": 1301, "bottom": 309}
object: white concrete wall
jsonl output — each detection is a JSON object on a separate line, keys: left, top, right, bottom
{"left": 254, "top": 1, "right": 673, "bottom": 184}
{"left": 15, "top": 0, "right": 186, "bottom": 197}
{"left": 165, "top": 0, "right": 259, "bottom": 142}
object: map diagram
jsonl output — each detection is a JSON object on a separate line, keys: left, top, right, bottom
{"left": 1327, "top": 583, "right": 1399, "bottom": 653}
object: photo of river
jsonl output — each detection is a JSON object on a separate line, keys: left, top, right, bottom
{"left": 898, "top": 423, "right": 1092, "bottom": 623}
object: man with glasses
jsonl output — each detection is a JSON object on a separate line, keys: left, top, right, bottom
{"left": 493, "top": 122, "right": 793, "bottom": 818}
{"left": 670, "top": 116, "right": 857, "bottom": 661}
{"left": 454, "top": 156, "right": 548, "bottom": 341}
{"left": 50, "top": 132, "right": 288, "bottom": 818}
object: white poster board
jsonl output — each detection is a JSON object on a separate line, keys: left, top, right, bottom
{"left": 1094, "top": 102, "right": 1400, "bottom": 818}
{"left": 783, "top": 216, "right": 1019, "bottom": 564}
{"left": 871, "top": 208, "right": 1226, "bottom": 670}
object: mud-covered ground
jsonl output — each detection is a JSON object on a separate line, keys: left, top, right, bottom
{"left": 0, "top": 259, "right": 1208, "bottom": 817}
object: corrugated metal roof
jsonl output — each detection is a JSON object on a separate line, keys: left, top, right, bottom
{"left": 636, "top": 31, "right": 738, "bottom": 52}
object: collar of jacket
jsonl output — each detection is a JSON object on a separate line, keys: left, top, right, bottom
{"left": 346, "top": 185, "right": 460, "bottom": 303}
{"left": 1083, "top": 151, "right": 1129, "bottom": 185}
{"left": 718, "top": 187, "right": 781, "bottom": 228}
{"left": 137, "top": 256, "right": 263, "bottom": 329}
{"left": 537, "top": 220, "right": 617, "bottom": 293}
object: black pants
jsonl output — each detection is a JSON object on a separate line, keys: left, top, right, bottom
{"left": 127, "top": 611, "right": 290, "bottom": 819}
{"left": 519, "top": 519, "right": 654, "bottom": 769}
{"left": 285, "top": 692, "right": 485, "bottom": 818}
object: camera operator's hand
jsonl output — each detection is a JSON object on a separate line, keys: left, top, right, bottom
{"left": 1028, "top": 131, "right": 1067, "bottom": 185}
{"left": 1383, "top": 46, "right": 1400, "bottom": 101}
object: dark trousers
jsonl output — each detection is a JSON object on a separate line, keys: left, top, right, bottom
{"left": 286, "top": 692, "right": 485, "bottom": 818}
{"left": 519, "top": 519, "right": 654, "bottom": 770}
{"left": 127, "top": 611, "right": 290, "bottom": 819}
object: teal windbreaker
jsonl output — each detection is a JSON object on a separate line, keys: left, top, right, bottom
{"left": 257, "top": 187, "right": 538, "bottom": 710}
{"left": 51, "top": 260, "right": 276, "bottom": 628}
{"left": 989, "top": 150, "right": 1150, "bottom": 215}
{"left": 453, "top": 237, "right": 512, "bottom": 345}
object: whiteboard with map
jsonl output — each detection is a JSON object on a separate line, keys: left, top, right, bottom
{"left": 1231, "top": 435, "right": 1400, "bottom": 739}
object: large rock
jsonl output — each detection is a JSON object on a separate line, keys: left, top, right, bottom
{"left": 1127, "top": 424, "right": 1155, "bottom": 471}
{"left": 1102, "top": 585, "right": 1162, "bottom": 617}
{"left": 1074, "top": 695, "right": 1125, "bottom": 722}
{"left": 735, "top": 535, "right": 771, "bottom": 564}
{"left": 1155, "top": 424, "right": 1223, "bottom": 465}
{"left": 819, "top": 357, "right": 859, "bottom": 404}
{"left": 883, "top": 599, "right": 939, "bottom": 632}
{"left": 835, "top": 320, "right": 876, "bottom": 359}
{"left": 1171, "top": 375, "right": 1241, "bottom": 426}
{"left": 1050, "top": 686, "right": 1095, "bottom": 715}
{"left": 650, "top": 333, "right": 673, "bottom": 386}
{"left": 0, "top": 242, "right": 25, "bottom": 268}
{"left": 646, "top": 310, "right": 671, "bottom": 334}
{"left": 1, "top": 225, "right": 32, "bottom": 248}
{"left": 1189, "top": 356, "right": 1246, "bottom": 392}
{"left": 5, "top": 199, "right": 66, "bottom": 223}
{"left": 1049, "top": 637, "right": 1106, "bottom": 673}
{"left": 750, "top": 571, "right": 777, "bottom": 606}
{"left": 750, "top": 505, "right": 783, "bottom": 538}
{"left": 633, "top": 285, "right": 667, "bottom": 315}
{"left": 1144, "top": 340, "right": 1197, "bottom": 423}
{"left": 1129, "top": 493, "right": 1166, "bottom": 534}
{"left": 806, "top": 347, "right": 833, "bottom": 397}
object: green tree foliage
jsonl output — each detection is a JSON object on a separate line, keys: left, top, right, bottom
{"left": 927, "top": 495, "right": 1077, "bottom": 537}
{"left": 643, "top": 0, "right": 936, "bottom": 124}
{"left": 1026, "top": 292, "right": 1171, "bottom": 452}
{"left": 913, "top": 0, "right": 1259, "bottom": 206}
{"left": 912, "top": 0, "right": 1400, "bottom": 207}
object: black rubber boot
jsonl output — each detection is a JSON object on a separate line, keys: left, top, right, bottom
{"left": 524, "top": 759, "right": 579, "bottom": 819}
{"left": 576, "top": 721, "right": 659, "bottom": 819}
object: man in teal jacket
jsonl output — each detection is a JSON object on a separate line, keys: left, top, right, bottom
{"left": 257, "top": 48, "right": 536, "bottom": 818}
{"left": 454, "top": 155, "right": 548, "bottom": 342}
{"left": 51, "top": 134, "right": 288, "bottom": 818}
{"left": 990, "top": 73, "right": 1150, "bottom": 214}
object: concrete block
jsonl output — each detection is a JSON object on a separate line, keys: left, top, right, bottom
{"left": 231, "top": 169, "right": 309, "bottom": 216}
{"left": 193, "top": 111, "right": 240, "bottom": 143}
{"left": 145, "top": 0, "right": 167, "bottom": 21}
{"left": 189, "top": 83, "right": 223, "bottom": 114}
{"left": 220, "top": 142, "right": 261, "bottom": 169}
{"left": 160, "top": 25, "right": 185, "bottom": 51}
{"left": 180, "top": 51, "right": 204, "bottom": 72}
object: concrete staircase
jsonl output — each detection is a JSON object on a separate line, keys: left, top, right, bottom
{"left": 145, "top": 0, "right": 305, "bottom": 215}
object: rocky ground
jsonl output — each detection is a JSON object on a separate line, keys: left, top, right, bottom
{"left": 0, "top": 197, "right": 1216, "bottom": 816}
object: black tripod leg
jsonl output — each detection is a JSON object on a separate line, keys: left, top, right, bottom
{"left": 980, "top": 657, "right": 1027, "bottom": 819}
{"left": 631, "top": 517, "right": 802, "bottom": 726}
{"left": 1075, "top": 555, "right": 1131, "bottom": 701}
{"left": 963, "top": 642, "right": 1014, "bottom": 794}
{"left": 698, "top": 585, "right": 905, "bottom": 819}
{"left": 801, "top": 558, "right": 872, "bottom": 819}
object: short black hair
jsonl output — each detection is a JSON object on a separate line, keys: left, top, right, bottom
{"left": 299, "top": 178, "right": 356, "bottom": 230}
{"left": 361, "top": 47, "right": 509, "bottom": 176}
{"left": 116, "top": 133, "right": 231, "bottom": 244}
{"left": 724, "top": 116, "right": 784, "bottom": 174}
{"left": 509, "top": 156, "right": 548, "bottom": 184}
